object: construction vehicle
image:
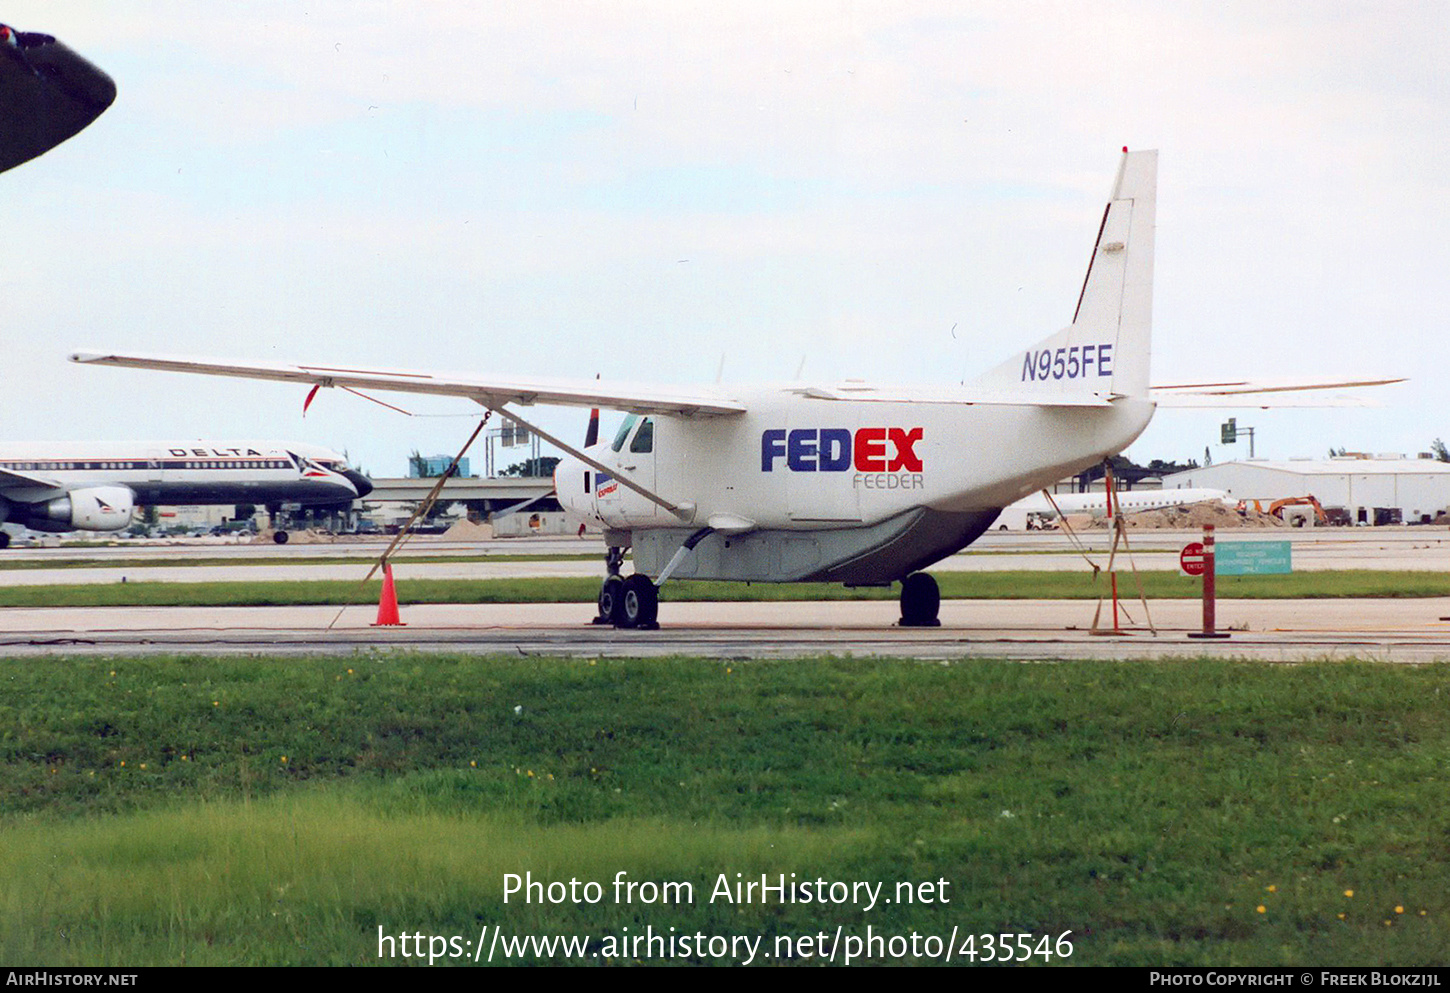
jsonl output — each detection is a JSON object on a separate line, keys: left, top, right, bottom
{"left": 1237, "top": 495, "right": 1330, "bottom": 527}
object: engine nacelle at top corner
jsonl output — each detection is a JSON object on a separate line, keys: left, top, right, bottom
{"left": 21, "top": 485, "right": 136, "bottom": 532}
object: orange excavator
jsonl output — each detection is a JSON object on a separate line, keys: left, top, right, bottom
{"left": 1237, "top": 495, "right": 1329, "bottom": 526}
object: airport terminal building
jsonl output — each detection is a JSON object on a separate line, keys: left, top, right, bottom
{"left": 1160, "top": 456, "right": 1450, "bottom": 525}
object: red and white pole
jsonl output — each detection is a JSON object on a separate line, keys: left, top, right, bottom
{"left": 1188, "top": 524, "right": 1230, "bottom": 639}
{"left": 1106, "top": 468, "right": 1121, "bottom": 631}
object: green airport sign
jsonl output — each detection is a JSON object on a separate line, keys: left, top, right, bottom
{"left": 1215, "top": 540, "right": 1292, "bottom": 576}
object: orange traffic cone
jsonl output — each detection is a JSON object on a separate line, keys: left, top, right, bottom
{"left": 372, "top": 560, "right": 405, "bottom": 626}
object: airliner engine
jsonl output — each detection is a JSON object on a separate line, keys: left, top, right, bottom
{"left": 2, "top": 485, "right": 135, "bottom": 532}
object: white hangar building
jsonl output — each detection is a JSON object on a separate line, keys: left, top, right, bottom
{"left": 1159, "top": 456, "right": 1450, "bottom": 526}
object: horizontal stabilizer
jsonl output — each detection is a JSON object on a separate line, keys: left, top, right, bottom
{"left": 794, "top": 383, "right": 1113, "bottom": 407}
{"left": 1151, "top": 376, "right": 1405, "bottom": 408}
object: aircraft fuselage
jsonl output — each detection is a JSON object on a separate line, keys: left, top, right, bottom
{"left": 0, "top": 441, "right": 369, "bottom": 534}
{"left": 555, "top": 391, "right": 1154, "bottom": 583}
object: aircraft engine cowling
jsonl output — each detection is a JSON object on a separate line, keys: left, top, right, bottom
{"left": 20, "top": 485, "right": 135, "bottom": 532}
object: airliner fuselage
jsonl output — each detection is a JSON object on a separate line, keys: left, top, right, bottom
{"left": 0, "top": 440, "right": 370, "bottom": 535}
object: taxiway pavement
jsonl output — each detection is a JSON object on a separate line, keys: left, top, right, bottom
{"left": 4, "top": 528, "right": 1450, "bottom": 585}
{"left": 5, "top": 598, "right": 1450, "bottom": 662}
{"left": 4, "top": 529, "right": 1449, "bottom": 660}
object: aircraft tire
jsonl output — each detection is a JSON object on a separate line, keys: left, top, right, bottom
{"left": 0, "top": 532, "right": 9, "bottom": 549}
{"left": 899, "top": 572, "right": 941, "bottom": 627}
{"left": 619, "top": 574, "right": 659, "bottom": 629}
{"left": 273, "top": 530, "right": 289, "bottom": 544}
{"left": 597, "top": 575, "right": 626, "bottom": 625}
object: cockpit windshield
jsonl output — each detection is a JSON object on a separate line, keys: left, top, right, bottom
{"left": 629, "top": 418, "right": 654, "bottom": 453}
{"left": 611, "top": 415, "right": 639, "bottom": 452}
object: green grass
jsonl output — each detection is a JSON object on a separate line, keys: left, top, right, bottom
{"left": 3, "top": 654, "right": 1450, "bottom": 965}
{"left": 3, "top": 569, "right": 1450, "bottom": 607}
{"left": 2, "top": 797, "right": 858, "bottom": 965}
{"left": 0, "top": 552, "right": 601, "bottom": 571}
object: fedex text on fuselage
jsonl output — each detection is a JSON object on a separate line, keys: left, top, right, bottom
{"left": 760, "top": 427, "right": 923, "bottom": 474}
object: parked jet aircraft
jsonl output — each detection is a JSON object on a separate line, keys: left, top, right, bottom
{"left": 0, "top": 441, "right": 371, "bottom": 546}
{"left": 996, "top": 487, "right": 1233, "bottom": 530}
{"left": 71, "top": 149, "right": 1400, "bottom": 626}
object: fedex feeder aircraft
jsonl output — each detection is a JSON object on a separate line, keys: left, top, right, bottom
{"left": 0, "top": 441, "right": 371, "bottom": 546}
{"left": 72, "top": 149, "right": 1399, "bottom": 627}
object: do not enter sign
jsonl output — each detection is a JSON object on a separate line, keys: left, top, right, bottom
{"left": 1180, "top": 542, "right": 1206, "bottom": 576}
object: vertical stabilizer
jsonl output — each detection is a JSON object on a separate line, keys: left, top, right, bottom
{"left": 975, "top": 148, "right": 1157, "bottom": 399}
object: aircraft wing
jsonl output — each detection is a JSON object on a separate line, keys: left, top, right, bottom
{"left": 1150, "top": 377, "right": 1406, "bottom": 408}
{"left": 70, "top": 350, "right": 1122, "bottom": 413}
{"left": 0, "top": 466, "right": 61, "bottom": 490}
{"left": 69, "top": 351, "right": 749, "bottom": 418}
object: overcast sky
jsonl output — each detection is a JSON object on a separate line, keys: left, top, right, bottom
{"left": 3, "top": 2, "right": 1446, "bottom": 477}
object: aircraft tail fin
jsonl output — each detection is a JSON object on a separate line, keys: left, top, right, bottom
{"left": 975, "top": 148, "right": 1157, "bottom": 400}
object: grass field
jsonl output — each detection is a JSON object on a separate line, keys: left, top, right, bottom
{"left": 3, "top": 568, "right": 1450, "bottom": 608}
{"left": 0, "top": 552, "right": 602, "bottom": 571}
{"left": 3, "top": 654, "right": 1449, "bottom": 966}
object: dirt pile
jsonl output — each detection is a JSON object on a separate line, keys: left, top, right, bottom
{"left": 443, "top": 519, "right": 494, "bottom": 540}
{"left": 1088, "top": 500, "right": 1287, "bottom": 530}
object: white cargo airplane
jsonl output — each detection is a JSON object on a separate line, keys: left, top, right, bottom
{"left": 0, "top": 441, "right": 371, "bottom": 546}
{"left": 71, "top": 149, "right": 1400, "bottom": 626}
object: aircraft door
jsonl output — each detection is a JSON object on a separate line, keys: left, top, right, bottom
{"left": 595, "top": 415, "right": 658, "bottom": 528}
{"left": 785, "top": 408, "right": 862, "bottom": 523}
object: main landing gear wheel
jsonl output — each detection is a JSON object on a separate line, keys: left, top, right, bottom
{"left": 273, "top": 530, "right": 289, "bottom": 544}
{"left": 899, "top": 572, "right": 941, "bottom": 627}
{"left": 618, "top": 574, "right": 659, "bottom": 630}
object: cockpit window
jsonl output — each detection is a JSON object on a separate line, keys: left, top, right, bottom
{"left": 629, "top": 417, "right": 654, "bottom": 454}
{"left": 611, "top": 415, "right": 639, "bottom": 452}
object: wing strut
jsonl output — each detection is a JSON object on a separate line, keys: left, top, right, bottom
{"left": 655, "top": 527, "right": 715, "bottom": 586}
